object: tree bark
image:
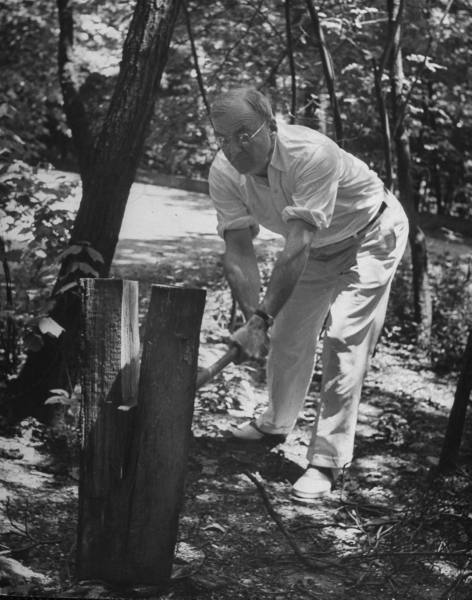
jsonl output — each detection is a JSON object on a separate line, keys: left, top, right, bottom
{"left": 76, "top": 279, "right": 140, "bottom": 582}
{"left": 70, "top": 0, "right": 182, "bottom": 274}
{"left": 57, "top": 0, "right": 94, "bottom": 179}
{"left": 438, "top": 328, "right": 472, "bottom": 473}
{"left": 285, "top": 0, "right": 297, "bottom": 124}
{"left": 0, "top": 237, "right": 17, "bottom": 376}
{"left": 5, "top": 0, "right": 182, "bottom": 424}
{"left": 182, "top": 0, "right": 211, "bottom": 119}
{"left": 305, "top": 0, "right": 344, "bottom": 145}
{"left": 122, "top": 284, "right": 205, "bottom": 585}
{"left": 77, "top": 282, "right": 205, "bottom": 587}
{"left": 388, "top": 0, "right": 432, "bottom": 348}
{"left": 373, "top": 58, "right": 393, "bottom": 188}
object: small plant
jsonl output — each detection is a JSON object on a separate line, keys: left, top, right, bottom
{"left": 387, "top": 255, "right": 472, "bottom": 372}
{"left": 45, "top": 384, "right": 81, "bottom": 431}
{"left": 0, "top": 160, "right": 77, "bottom": 378}
{"left": 430, "top": 256, "right": 472, "bottom": 372}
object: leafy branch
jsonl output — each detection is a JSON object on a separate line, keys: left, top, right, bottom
{"left": 393, "top": 0, "right": 455, "bottom": 137}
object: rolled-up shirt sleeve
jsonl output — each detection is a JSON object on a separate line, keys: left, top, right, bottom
{"left": 209, "top": 153, "right": 259, "bottom": 238}
{"left": 282, "top": 142, "right": 341, "bottom": 230}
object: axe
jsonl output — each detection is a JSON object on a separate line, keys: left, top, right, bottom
{"left": 196, "top": 345, "right": 240, "bottom": 389}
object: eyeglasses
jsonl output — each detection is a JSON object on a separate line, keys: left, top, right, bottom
{"left": 214, "top": 121, "right": 266, "bottom": 149}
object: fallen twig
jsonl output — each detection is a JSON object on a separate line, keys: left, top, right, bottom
{"left": 341, "top": 549, "right": 470, "bottom": 561}
{"left": 0, "top": 539, "right": 62, "bottom": 559}
{"left": 244, "top": 471, "right": 339, "bottom": 571}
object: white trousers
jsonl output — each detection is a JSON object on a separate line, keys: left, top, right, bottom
{"left": 255, "top": 191, "right": 409, "bottom": 469}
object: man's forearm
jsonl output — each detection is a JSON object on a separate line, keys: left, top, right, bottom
{"left": 223, "top": 251, "right": 261, "bottom": 320}
{"left": 258, "top": 243, "right": 310, "bottom": 318}
{"left": 258, "top": 220, "right": 315, "bottom": 319}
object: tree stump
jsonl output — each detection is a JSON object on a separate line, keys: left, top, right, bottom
{"left": 76, "top": 280, "right": 206, "bottom": 588}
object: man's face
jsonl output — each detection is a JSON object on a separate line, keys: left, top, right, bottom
{"left": 212, "top": 100, "right": 274, "bottom": 176}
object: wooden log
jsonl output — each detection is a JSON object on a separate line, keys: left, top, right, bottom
{"left": 76, "top": 281, "right": 206, "bottom": 588}
{"left": 122, "top": 284, "right": 206, "bottom": 585}
{"left": 76, "top": 278, "right": 140, "bottom": 581}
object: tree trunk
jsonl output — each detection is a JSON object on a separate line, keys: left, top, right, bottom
{"left": 372, "top": 58, "right": 393, "bottom": 188}
{"left": 57, "top": 0, "right": 93, "bottom": 178}
{"left": 5, "top": 0, "right": 182, "bottom": 424}
{"left": 285, "top": 0, "right": 297, "bottom": 124}
{"left": 388, "top": 0, "right": 432, "bottom": 349}
{"left": 438, "top": 329, "right": 472, "bottom": 473}
{"left": 305, "top": 0, "right": 344, "bottom": 145}
{"left": 182, "top": 0, "right": 211, "bottom": 119}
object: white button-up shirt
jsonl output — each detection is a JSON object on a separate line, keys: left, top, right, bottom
{"left": 209, "top": 121, "right": 386, "bottom": 248}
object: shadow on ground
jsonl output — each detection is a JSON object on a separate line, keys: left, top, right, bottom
{"left": 176, "top": 369, "right": 472, "bottom": 600}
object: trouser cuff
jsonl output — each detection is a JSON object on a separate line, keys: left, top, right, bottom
{"left": 308, "top": 453, "right": 352, "bottom": 470}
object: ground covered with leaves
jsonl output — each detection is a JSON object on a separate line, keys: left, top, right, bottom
{"left": 1, "top": 222, "right": 472, "bottom": 599}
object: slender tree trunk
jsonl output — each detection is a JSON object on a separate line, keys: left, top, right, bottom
{"left": 305, "top": 0, "right": 344, "bottom": 145}
{"left": 5, "top": 0, "right": 182, "bottom": 423}
{"left": 182, "top": 0, "right": 211, "bottom": 120}
{"left": 57, "top": 0, "right": 94, "bottom": 180}
{"left": 285, "top": 0, "right": 297, "bottom": 123}
{"left": 262, "top": 50, "right": 287, "bottom": 89}
{"left": 438, "top": 328, "right": 472, "bottom": 473}
{"left": 372, "top": 58, "right": 393, "bottom": 188}
{"left": 388, "top": 0, "right": 432, "bottom": 349}
{"left": 0, "top": 238, "right": 17, "bottom": 376}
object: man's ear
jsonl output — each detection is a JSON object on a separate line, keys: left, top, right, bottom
{"left": 269, "top": 117, "right": 277, "bottom": 134}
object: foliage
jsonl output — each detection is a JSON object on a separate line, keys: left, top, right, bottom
{"left": 387, "top": 253, "right": 472, "bottom": 373}
{"left": 0, "top": 0, "right": 64, "bottom": 164}
{"left": 1, "top": 0, "right": 471, "bottom": 383}
{"left": 141, "top": 0, "right": 472, "bottom": 223}
{"left": 2, "top": 0, "right": 471, "bottom": 220}
{"left": 429, "top": 256, "right": 472, "bottom": 372}
{"left": 0, "top": 161, "right": 77, "bottom": 378}
{"left": 0, "top": 0, "right": 131, "bottom": 166}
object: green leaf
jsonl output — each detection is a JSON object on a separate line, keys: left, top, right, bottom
{"left": 69, "top": 262, "right": 99, "bottom": 277}
{"left": 23, "top": 332, "right": 44, "bottom": 352}
{"left": 54, "top": 281, "right": 78, "bottom": 296}
{"left": 48, "top": 388, "right": 69, "bottom": 396}
{"left": 84, "top": 246, "right": 104, "bottom": 264}
{"left": 45, "top": 395, "right": 76, "bottom": 406}
{"left": 57, "top": 245, "right": 83, "bottom": 262}
{"left": 38, "top": 316, "right": 64, "bottom": 338}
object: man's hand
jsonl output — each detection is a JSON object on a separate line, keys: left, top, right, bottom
{"left": 230, "top": 314, "right": 269, "bottom": 361}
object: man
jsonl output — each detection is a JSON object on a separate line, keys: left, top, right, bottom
{"left": 208, "top": 87, "right": 409, "bottom": 503}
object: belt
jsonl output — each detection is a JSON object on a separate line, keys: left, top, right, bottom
{"left": 352, "top": 201, "right": 388, "bottom": 239}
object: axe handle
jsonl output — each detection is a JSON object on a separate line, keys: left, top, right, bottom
{"left": 196, "top": 345, "right": 240, "bottom": 389}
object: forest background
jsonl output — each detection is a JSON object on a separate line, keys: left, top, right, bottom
{"left": 0, "top": 0, "right": 472, "bottom": 598}
{"left": 2, "top": 0, "right": 472, "bottom": 382}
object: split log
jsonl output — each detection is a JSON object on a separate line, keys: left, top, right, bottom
{"left": 76, "top": 279, "right": 206, "bottom": 589}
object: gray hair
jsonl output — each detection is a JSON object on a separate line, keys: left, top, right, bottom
{"left": 210, "top": 87, "right": 274, "bottom": 121}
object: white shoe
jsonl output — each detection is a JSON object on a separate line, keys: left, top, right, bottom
{"left": 229, "top": 421, "right": 286, "bottom": 446}
{"left": 291, "top": 466, "right": 334, "bottom": 503}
